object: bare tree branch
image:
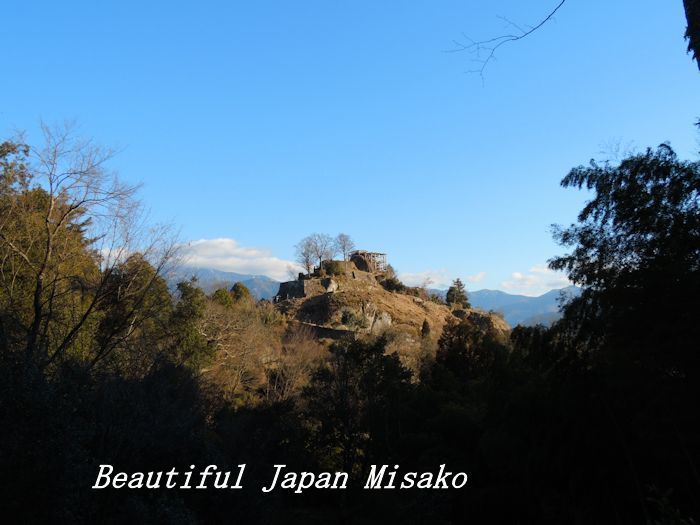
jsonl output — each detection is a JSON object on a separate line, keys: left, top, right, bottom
{"left": 1, "top": 122, "right": 178, "bottom": 369}
{"left": 450, "top": 0, "right": 567, "bottom": 81}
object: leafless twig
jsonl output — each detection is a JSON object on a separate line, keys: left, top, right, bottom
{"left": 449, "top": 0, "right": 568, "bottom": 81}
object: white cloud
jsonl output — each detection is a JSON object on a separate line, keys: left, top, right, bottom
{"left": 466, "top": 271, "right": 487, "bottom": 284}
{"left": 399, "top": 270, "right": 487, "bottom": 289}
{"left": 178, "top": 238, "right": 301, "bottom": 281}
{"left": 501, "top": 264, "right": 571, "bottom": 296}
{"left": 399, "top": 269, "right": 451, "bottom": 288}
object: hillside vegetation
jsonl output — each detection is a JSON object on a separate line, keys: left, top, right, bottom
{"left": 1, "top": 133, "right": 699, "bottom": 523}
{"left": 276, "top": 266, "right": 509, "bottom": 340}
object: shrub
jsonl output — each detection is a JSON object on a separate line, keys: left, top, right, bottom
{"left": 211, "top": 288, "right": 234, "bottom": 308}
{"left": 421, "top": 319, "right": 431, "bottom": 338}
{"left": 405, "top": 287, "right": 430, "bottom": 301}
{"left": 322, "top": 260, "right": 343, "bottom": 276}
{"left": 488, "top": 309, "right": 505, "bottom": 320}
{"left": 429, "top": 293, "right": 445, "bottom": 305}
{"left": 231, "top": 282, "right": 252, "bottom": 302}
{"left": 380, "top": 276, "right": 406, "bottom": 293}
{"left": 341, "top": 309, "right": 368, "bottom": 329}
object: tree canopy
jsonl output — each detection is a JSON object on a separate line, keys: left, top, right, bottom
{"left": 550, "top": 144, "right": 700, "bottom": 373}
{"left": 446, "top": 278, "right": 469, "bottom": 308}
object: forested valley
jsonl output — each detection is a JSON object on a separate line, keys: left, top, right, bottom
{"left": 1, "top": 127, "right": 699, "bottom": 523}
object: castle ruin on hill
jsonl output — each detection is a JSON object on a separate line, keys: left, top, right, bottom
{"left": 349, "top": 250, "right": 387, "bottom": 273}
{"left": 275, "top": 249, "right": 388, "bottom": 302}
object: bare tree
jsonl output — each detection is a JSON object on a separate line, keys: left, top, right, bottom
{"left": 263, "top": 324, "right": 324, "bottom": 402}
{"left": 308, "top": 233, "right": 336, "bottom": 270}
{"left": 295, "top": 236, "right": 314, "bottom": 276}
{"left": 0, "top": 122, "right": 177, "bottom": 369}
{"left": 335, "top": 233, "right": 355, "bottom": 262}
{"left": 286, "top": 264, "right": 300, "bottom": 281}
{"left": 200, "top": 298, "right": 280, "bottom": 401}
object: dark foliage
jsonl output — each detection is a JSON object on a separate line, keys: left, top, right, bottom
{"left": 321, "top": 260, "right": 343, "bottom": 276}
{"left": 2, "top": 140, "right": 700, "bottom": 523}
{"left": 379, "top": 276, "right": 406, "bottom": 293}
{"left": 446, "top": 278, "right": 470, "bottom": 308}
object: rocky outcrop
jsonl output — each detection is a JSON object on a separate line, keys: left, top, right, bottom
{"left": 350, "top": 253, "right": 372, "bottom": 272}
{"left": 321, "top": 278, "right": 338, "bottom": 293}
{"left": 465, "top": 309, "right": 510, "bottom": 343}
{"left": 275, "top": 267, "right": 510, "bottom": 341}
{"left": 353, "top": 302, "right": 390, "bottom": 334}
{"left": 370, "top": 311, "right": 392, "bottom": 334}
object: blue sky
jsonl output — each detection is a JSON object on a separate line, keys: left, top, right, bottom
{"left": 2, "top": 1, "right": 698, "bottom": 294}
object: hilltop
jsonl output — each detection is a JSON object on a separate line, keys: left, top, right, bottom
{"left": 273, "top": 254, "right": 510, "bottom": 345}
{"left": 169, "top": 265, "right": 578, "bottom": 328}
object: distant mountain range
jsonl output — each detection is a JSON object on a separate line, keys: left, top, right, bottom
{"left": 167, "top": 266, "right": 280, "bottom": 300}
{"left": 431, "top": 286, "right": 581, "bottom": 327}
{"left": 169, "top": 266, "right": 580, "bottom": 326}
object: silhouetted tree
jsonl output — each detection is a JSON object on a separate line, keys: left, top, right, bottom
{"left": 457, "top": 1, "right": 700, "bottom": 72}
{"left": 302, "top": 337, "right": 412, "bottom": 475}
{"left": 437, "top": 318, "right": 503, "bottom": 379}
{"left": 550, "top": 144, "right": 700, "bottom": 373}
{"left": 685, "top": 0, "right": 700, "bottom": 68}
{"left": 544, "top": 144, "right": 700, "bottom": 522}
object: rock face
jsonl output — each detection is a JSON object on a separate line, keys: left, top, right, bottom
{"left": 350, "top": 252, "right": 372, "bottom": 273}
{"left": 369, "top": 310, "right": 392, "bottom": 334}
{"left": 321, "top": 278, "right": 338, "bottom": 293}
{"left": 465, "top": 309, "right": 510, "bottom": 343}
{"left": 274, "top": 265, "right": 510, "bottom": 343}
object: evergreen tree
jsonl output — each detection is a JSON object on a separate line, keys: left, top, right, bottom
{"left": 550, "top": 144, "right": 700, "bottom": 373}
{"left": 231, "top": 282, "right": 252, "bottom": 303}
{"left": 446, "top": 278, "right": 469, "bottom": 307}
{"left": 211, "top": 288, "right": 235, "bottom": 308}
{"left": 421, "top": 319, "right": 431, "bottom": 338}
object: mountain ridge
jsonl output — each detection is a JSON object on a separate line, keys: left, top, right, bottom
{"left": 431, "top": 285, "right": 580, "bottom": 327}
{"left": 168, "top": 266, "right": 579, "bottom": 326}
{"left": 166, "top": 266, "right": 280, "bottom": 300}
